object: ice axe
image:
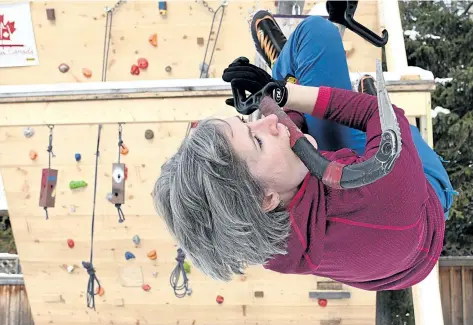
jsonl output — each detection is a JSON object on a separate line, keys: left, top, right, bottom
{"left": 230, "top": 59, "right": 402, "bottom": 189}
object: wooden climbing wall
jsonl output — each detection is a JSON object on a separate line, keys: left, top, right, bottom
{"left": 0, "top": 0, "right": 382, "bottom": 86}
{"left": 0, "top": 90, "right": 377, "bottom": 325}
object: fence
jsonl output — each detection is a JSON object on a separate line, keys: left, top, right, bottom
{"left": 0, "top": 253, "right": 34, "bottom": 325}
{"left": 439, "top": 257, "right": 473, "bottom": 325}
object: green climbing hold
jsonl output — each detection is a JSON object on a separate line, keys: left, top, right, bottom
{"left": 69, "top": 180, "right": 88, "bottom": 189}
{"left": 183, "top": 261, "right": 191, "bottom": 274}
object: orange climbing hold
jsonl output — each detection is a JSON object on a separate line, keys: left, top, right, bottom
{"left": 82, "top": 68, "right": 92, "bottom": 78}
{"left": 120, "top": 144, "right": 129, "bottom": 155}
{"left": 142, "top": 284, "right": 151, "bottom": 291}
{"left": 148, "top": 33, "right": 158, "bottom": 47}
{"left": 95, "top": 286, "right": 105, "bottom": 296}
{"left": 29, "top": 150, "right": 37, "bottom": 160}
{"left": 147, "top": 250, "right": 157, "bottom": 260}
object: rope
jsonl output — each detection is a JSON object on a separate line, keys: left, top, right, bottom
{"left": 116, "top": 123, "right": 125, "bottom": 223}
{"left": 199, "top": 5, "right": 226, "bottom": 78}
{"left": 169, "top": 248, "right": 190, "bottom": 298}
{"left": 102, "top": 11, "right": 113, "bottom": 82}
{"left": 82, "top": 124, "right": 103, "bottom": 310}
{"left": 101, "top": 1, "right": 125, "bottom": 82}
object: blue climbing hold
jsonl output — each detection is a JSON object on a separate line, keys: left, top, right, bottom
{"left": 125, "top": 251, "right": 135, "bottom": 260}
{"left": 75, "top": 153, "right": 81, "bottom": 161}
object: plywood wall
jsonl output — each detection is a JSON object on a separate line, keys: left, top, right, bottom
{"left": 0, "top": 93, "right": 376, "bottom": 325}
{"left": 0, "top": 0, "right": 382, "bottom": 86}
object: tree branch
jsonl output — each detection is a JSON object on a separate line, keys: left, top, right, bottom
{"left": 461, "top": 1, "right": 473, "bottom": 16}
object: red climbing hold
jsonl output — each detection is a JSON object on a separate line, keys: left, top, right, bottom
{"left": 318, "top": 299, "right": 327, "bottom": 307}
{"left": 130, "top": 64, "right": 140, "bottom": 75}
{"left": 137, "top": 58, "right": 149, "bottom": 69}
{"left": 67, "top": 239, "right": 74, "bottom": 248}
{"left": 142, "top": 284, "right": 151, "bottom": 291}
{"left": 216, "top": 295, "right": 224, "bottom": 304}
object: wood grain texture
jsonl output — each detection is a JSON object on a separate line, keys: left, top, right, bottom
{"left": 0, "top": 0, "right": 383, "bottom": 86}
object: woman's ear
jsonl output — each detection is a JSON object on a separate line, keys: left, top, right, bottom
{"left": 262, "top": 191, "right": 281, "bottom": 212}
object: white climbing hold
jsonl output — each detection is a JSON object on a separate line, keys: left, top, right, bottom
{"left": 67, "top": 265, "right": 74, "bottom": 273}
{"left": 24, "top": 127, "right": 35, "bottom": 138}
{"left": 106, "top": 192, "right": 113, "bottom": 202}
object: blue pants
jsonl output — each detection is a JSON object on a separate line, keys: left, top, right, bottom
{"left": 271, "top": 16, "right": 455, "bottom": 219}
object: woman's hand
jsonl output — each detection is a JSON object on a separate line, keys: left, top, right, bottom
{"left": 222, "top": 57, "right": 274, "bottom": 107}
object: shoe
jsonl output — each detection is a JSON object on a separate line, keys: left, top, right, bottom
{"left": 358, "top": 74, "right": 377, "bottom": 96}
{"left": 250, "top": 10, "right": 287, "bottom": 68}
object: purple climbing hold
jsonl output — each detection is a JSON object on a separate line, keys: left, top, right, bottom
{"left": 125, "top": 251, "right": 135, "bottom": 260}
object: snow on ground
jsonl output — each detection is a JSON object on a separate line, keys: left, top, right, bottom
{"left": 432, "top": 106, "right": 451, "bottom": 118}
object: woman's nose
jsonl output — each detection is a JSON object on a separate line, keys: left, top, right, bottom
{"left": 250, "top": 114, "right": 279, "bottom": 136}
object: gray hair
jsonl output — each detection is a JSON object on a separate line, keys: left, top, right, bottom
{"left": 152, "top": 117, "right": 291, "bottom": 281}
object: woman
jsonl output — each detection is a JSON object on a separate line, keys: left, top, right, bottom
{"left": 153, "top": 12, "right": 455, "bottom": 291}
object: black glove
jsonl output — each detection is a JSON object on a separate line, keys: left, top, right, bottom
{"left": 222, "top": 56, "right": 288, "bottom": 108}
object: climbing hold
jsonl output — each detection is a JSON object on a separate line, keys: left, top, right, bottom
{"left": 183, "top": 261, "right": 191, "bottom": 274}
{"left": 142, "top": 284, "right": 151, "bottom": 291}
{"left": 152, "top": 272, "right": 158, "bottom": 278}
{"left": 23, "top": 127, "right": 35, "bottom": 138}
{"left": 95, "top": 286, "right": 105, "bottom": 296}
{"left": 69, "top": 180, "right": 88, "bottom": 189}
{"left": 46, "top": 8, "right": 56, "bottom": 21}
{"left": 158, "top": 1, "right": 167, "bottom": 15}
{"left": 125, "top": 251, "right": 135, "bottom": 260}
{"left": 67, "top": 265, "right": 74, "bottom": 273}
{"left": 147, "top": 250, "right": 157, "bottom": 260}
{"left": 144, "top": 129, "right": 154, "bottom": 139}
{"left": 197, "top": 37, "right": 204, "bottom": 46}
{"left": 120, "top": 144, "right": 129, "bottom": 155}
{"left": 58, "top": 63, "right": 69, "bottom": 73}
{"left": 74, "top": 153, "right": 81, "bottom": 161}
{"left": 67, "top": 239, "right": 75, "bottom": 248}
{"left": 29, "top": 150, "right": 38, "bottom": 160}
{"left": 137, "top": 58, "right": 148, "bottom": 69}
{"left": 132, "top": 235, "right": 140, "bottom": 246}
{"left": 82, "top": 68, "right": 92, "bottom": 78}
{"left": 186, "top": 288, "right": 193, "bottom": 296}
{"left": 106, "top": 192, "right": 113, "bottom": 202}
{"left": 216, "top": 295, "right": 224, "bottom": 304}
{"left": 254, "top": 291, "right": 264, "bottom": 298}
{"left": 318, "top": 299, "right": 328, "bottom": 307}
{"left": 165, "top": 66, "right": 172, "bottom": 73}
{"left": 148, "top": 33, "right": 158, "bottom": 47}
{"left": 130, "top": 64, "right": 140, "bottom": 75}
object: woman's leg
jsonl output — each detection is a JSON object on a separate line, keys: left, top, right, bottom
{"left": 272, "top": 16, "right": 367, "bottom": 155}
{"left": 409, "top": 125, "right": 456, "bottom": 219}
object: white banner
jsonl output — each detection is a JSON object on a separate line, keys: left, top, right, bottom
{"left": 0, "top": 1, "right": 39, "bottom": 68}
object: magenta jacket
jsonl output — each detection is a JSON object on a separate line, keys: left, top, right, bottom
{"left": 264, "top": 87, "right": 445, "bottom": 291}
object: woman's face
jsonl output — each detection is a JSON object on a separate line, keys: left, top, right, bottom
{"left": 224, "top": 115, "right": 315, "bottom": 210}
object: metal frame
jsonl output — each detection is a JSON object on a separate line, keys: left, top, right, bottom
{"left": 0, "top": 253, "right": 23, "bottom": 285}
{"left": 0, "top": 75, "right": 434, "bottom": 103}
